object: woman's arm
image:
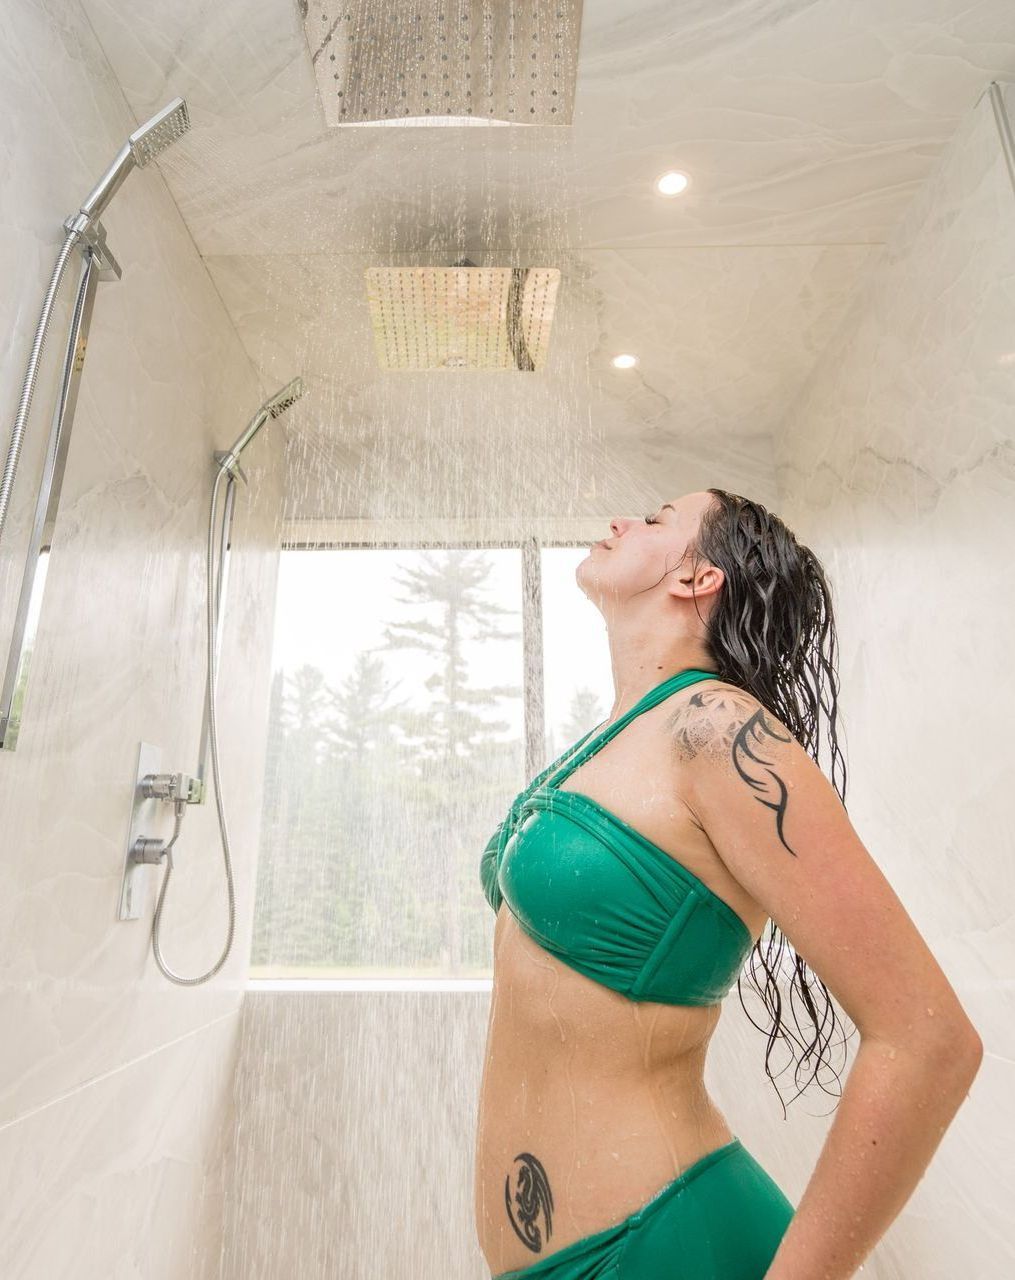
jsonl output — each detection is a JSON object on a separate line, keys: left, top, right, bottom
{"left": 672, "top": 683, "right": 983, "bottom": 1280}
{"left": 762, "top": 1032, "right": 980, "bottom": 1280}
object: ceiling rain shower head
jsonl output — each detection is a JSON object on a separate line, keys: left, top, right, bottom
{"left": 365, "top": 266, "right": 561, "bottom": 370}
{"left": 301, "top": 0, "right": 583, "bottom": 127}
{"left": 79, "top": 97, "right": 191, "bottom": 221}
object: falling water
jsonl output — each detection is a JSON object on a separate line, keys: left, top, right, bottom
{"left": 150, "top": 3, "right": 787, "bottom": 1276}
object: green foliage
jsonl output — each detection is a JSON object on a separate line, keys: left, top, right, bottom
{"left": 250, "top": 549, "right": 524, "bottom": 976}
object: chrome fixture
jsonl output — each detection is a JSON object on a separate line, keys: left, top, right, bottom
{"left": 118, "top": 379, "right": 306, "bottom": 985}
{"left": 0, "top": 97, "right": 191, "bottom": 751}
{"left": 199, "top": 376, "right": 305, "bottom": 788}
{"left": 300, "top": 0, "right": 584, "bottom": 128}
{"left": 365, "top": 266, "right": 561, "bottom": 370}
{"left": 215, "top": 376, "right": 306, "bottom": 481}
{"left": 76, "top": 97, "right": 190, "bottom": 228}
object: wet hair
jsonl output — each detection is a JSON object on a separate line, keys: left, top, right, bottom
{"left": 687, "top": 487, "right": 854, "bottom": 1117}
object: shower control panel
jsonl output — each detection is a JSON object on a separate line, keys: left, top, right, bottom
{"left": 117, "top": 742, "right": 202, "bottom": 920}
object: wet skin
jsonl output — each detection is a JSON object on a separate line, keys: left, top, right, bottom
{"left": 475, "top": 683, "right": 788, "bottom": 1274}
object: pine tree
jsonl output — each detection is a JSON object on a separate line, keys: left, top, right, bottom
{"left": 373, "top": 549, "right": 521, "bottom": 971}
{"left": 322, "top": 651, "right": 407, "bottom": 761}
{"left": 377, "top": 549, "right": 521, "bottom": 757}
{"left": 561, "top": 686, "right": 605, "bottom": 746}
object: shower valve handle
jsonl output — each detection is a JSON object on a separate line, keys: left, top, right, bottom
{"left": 131, "top": 836, "right": 168, "bottom": 865}
{"left": 140, "top": 771, "right": 202, "bottom": 804}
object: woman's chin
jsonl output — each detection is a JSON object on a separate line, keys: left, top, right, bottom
{"left": 575, "top": 552, "right": 600, "bottom": 588}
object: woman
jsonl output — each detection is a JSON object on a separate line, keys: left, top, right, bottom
{"left": 474, "top": 489, "right": 983, "bottom": 1279}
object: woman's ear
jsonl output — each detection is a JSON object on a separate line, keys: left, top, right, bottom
{"left": 668, "top": 559, "right": 723, "bottom": 602}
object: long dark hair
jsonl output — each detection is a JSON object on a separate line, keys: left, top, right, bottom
{"left": 690, "top": 487, "right": 854, "bottom": 1117}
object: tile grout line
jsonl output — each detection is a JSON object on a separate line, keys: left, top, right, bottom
{"left": 0, "top": 1007, "right": 240, "bottom": 1136}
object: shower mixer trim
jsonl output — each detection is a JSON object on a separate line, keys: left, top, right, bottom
{"left": 127, "top": 771, "right": 204, "bottom": 870}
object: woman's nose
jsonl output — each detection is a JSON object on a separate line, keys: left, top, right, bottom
{"left": 610, "top": 517, "right": 624, "bottom": 537}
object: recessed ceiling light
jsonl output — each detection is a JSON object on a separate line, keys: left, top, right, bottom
{"left": 612, "top": 353, "right": 638, "bottom": 369}
{"left": 656, "top": 170, "right": 689, "bottom": 196}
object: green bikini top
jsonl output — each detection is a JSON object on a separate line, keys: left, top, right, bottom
{"left": 480, "top": 668, "right": 755, "bottom": 1007}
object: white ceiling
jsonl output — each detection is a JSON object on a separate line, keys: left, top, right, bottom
{"left": 78, "top": 0, "right": 1015, "bottom": 519}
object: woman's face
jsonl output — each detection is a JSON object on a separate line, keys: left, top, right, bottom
{"left": 576, "top": 491, "right": 714, "bottom": 608}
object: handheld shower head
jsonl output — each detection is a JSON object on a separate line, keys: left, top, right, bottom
{"left": 263, "top": 376, "right": 306, "bottom": 420}
{"left": 78, "top": 97, "right": 191, "bottom": 222}
{"left": 217, "top": 377, "right": 306, "bottom": 478}
{"left": 128, "top": 98, "right": 191, "bottom": 167}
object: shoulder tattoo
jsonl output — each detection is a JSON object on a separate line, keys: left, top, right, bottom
{"left": 666, "top": 684, "right": 799, "bottom": 857}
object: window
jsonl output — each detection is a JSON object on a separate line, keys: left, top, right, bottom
{"left": 540, "top": 547, "right": 614, "bottom": 759}
{"left": 250, "top": 539, "right": 611, "bottom": 979}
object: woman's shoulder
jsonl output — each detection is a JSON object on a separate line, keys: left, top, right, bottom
{"left": 665, "top": 678, "right": 793, "bottom": 765}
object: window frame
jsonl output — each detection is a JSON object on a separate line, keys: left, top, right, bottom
{"left": 249, "top": 517, "right": 608, "bottom": 990}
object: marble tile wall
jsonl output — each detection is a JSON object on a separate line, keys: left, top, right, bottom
{"left": 0, "top": 3, "right": 285, "bottom": 1276}
{"left": 772, "top": 81, "right": 1015, "bottom": 1276}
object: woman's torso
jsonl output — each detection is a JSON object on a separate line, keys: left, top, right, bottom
{"left": 474, "top": 683, "right": 769, "bottom": 1275}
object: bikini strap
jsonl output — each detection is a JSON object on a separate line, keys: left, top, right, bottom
{"left": 514, "top": 723, "right": 602, "bottom": 809}
{"left": 541, "top": 668, "right": 720, "bottom": 791}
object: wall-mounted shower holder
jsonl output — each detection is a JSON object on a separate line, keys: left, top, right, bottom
{"left": 117, "top": 740, "right": 202, "bottom": 920}
{"left": 63, "top": 213, "right": 122, "bottom": 280}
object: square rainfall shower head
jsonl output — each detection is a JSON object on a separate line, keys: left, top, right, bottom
{"left": 365, "top": 266, "right": 561, "bottom": 370}
{"left": 302, "top": 0, "right": 583, "bottom": 127}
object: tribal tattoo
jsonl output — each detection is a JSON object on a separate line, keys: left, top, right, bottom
{"left": 504, "top": 1151, "right": 555, "bottom": 1253}
{"left": 668, "top": 685, "right": 799, "bottom": 857}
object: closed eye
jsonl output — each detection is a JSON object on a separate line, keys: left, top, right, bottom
{"left": 644, "top": 513, "right": 660, "bottom": 524}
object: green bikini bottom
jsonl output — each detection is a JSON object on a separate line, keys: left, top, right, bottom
{"left": 491, "top": 1138, "right": 794, "bottom": 1280}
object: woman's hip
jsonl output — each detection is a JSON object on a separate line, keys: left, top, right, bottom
{"left": 491, "top": 1137, "right": 794, "bottom": 1280}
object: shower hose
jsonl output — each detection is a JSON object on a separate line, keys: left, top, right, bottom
{"left": 0, "top": 229, "right": 81, "bottom": 544}
{"left": 150, "top": 463, "right": 237, "bottom": 984}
